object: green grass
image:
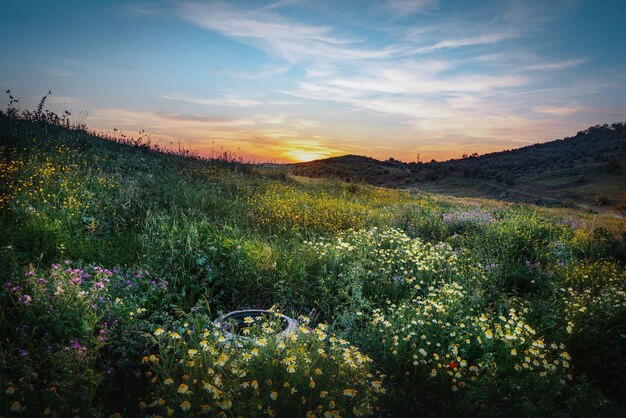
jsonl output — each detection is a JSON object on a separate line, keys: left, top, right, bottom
{"left": 1, "top": 111, "right": 625, "bottom": 417}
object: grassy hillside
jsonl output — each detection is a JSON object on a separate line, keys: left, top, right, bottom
{"left": 1, "top": 109, "right": 626, "bottom": 417}
{"left": 291, "top": 125, "right": 626, "bottom": 211}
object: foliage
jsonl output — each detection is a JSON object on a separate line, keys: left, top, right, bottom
{"left": 145, "top": 315, "right": 384, "bottom": 417}
{"left": 0, "top": 100, "right": 624, "bottom": 416}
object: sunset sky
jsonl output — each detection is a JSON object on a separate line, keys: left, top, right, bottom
{"left": 1, "top": 0, "right": 625, "bottom": 162}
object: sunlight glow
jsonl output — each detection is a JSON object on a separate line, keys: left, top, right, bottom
{"left": 284, "top": 148, "right": 333, "bottom": 162}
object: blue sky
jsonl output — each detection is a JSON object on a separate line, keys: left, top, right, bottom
{"left": 1, "top": 0, "right": 625, "bottom": 162}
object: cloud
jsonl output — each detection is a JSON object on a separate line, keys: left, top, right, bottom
{"left": 126, "top": 0, "right": 621, "bottom": 161}
{"left": 175, "top": 2, "right": 406, "bottom": 63}
{"left": 86, "top": 107, "right": 334, "bottom": 162}
{"left": 532, "top": 104, "right": 626, "bottom": 116}
{"left": 160, "top": 94, "right": 260, "bottom": 107}
{"left": 88, "top": 108, "right": 255, "bottom": 131}
{"left": 525, "top": 58, "right": 587, "bottom": 71}
{"left": 414, "top": 32, "right": 514, "bottom": 53}
{"left": 44, "top": 67, "right": 73, "bottom": 77}
{"left": 532, "top": 105, "right": 584, "bottom": 115}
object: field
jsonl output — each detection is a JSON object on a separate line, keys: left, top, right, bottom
{"left": 1, "top": 111, "right": 625, "bottom": 417}
{"left": 290, "top": 125, "right": 626, "bottom": 211}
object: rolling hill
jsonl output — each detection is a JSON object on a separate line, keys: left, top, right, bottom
{"left": 290, "top": 123, "right": 626, "bottom": 212}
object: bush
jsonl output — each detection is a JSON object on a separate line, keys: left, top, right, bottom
{"left": 145, "top": 314, "right": 385, "bottom": 417}
{"left": 0, "top": 263, "right": 168, "bottom": 416}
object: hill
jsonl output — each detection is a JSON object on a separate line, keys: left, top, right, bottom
{"left": 290, "top": 123, "right": 626, "bottom": 211}
{"left": 1, "top": 108, "right": 626, "bottom": 417}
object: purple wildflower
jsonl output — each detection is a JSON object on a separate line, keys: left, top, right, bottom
{"left": 18, "top": 294, "right": 32, "bottom": 305}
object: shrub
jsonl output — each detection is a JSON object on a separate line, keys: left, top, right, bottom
{"left": 145, "top": 314, "right": 385, "bottom": 417}
{"left": 361, "top": 283, "right": 592, "bottom": 416}
{"left": 303, "top": 228, "right": 460, "bottom": 326}
{"left": 0, "top": 263, "right": 168, "bottom": 416}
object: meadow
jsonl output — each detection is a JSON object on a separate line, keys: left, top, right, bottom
{"left": 0, "top": 105, "right": 625, "bottom": 417}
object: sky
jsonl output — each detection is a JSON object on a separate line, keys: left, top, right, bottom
{"left": 1, "top": 0, "right": 625, "bottom": 162}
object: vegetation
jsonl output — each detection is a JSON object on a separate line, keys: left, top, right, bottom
{"left": 290, "top": 125, "right": 626, "bottom": 210}
{"left": 1, "top": 97, "right": 625, "bottom": 417}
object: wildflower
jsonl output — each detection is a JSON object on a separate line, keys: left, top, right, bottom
{"left": 219, "top": 399, "right": 232, "bottom": 410}
{"left": 309, "top": 379, "right": 316, "bottom": 388}
{"left": 10, "top": 401, "right": 21, "bottom": 412}
{"left": 164, "top": 378, "right": 173, "bottom": 385}
{"left": 177, "top": 383, "right": 189, "bottom": 394}
{"left": 343, "top": 388, "right": 356, "bottom": 397}
{"left": 154, "top": 328, "right": 165, "bottom": 336}
{"left": 180, "top": 400, "right": 191, "bottom": 411}
{"left": 19, "top": 294, "right": 32, "bottom": 305}
{"left": 244, "top": 316, "right": 254, "bottom": 324}
{"left": 270, "top": 391, "right": 278, "bottom": 400}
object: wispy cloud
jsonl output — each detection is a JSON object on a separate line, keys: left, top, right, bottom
{"left": 44, "top": 67, "right": 73, "bottom": 77}
{"left": 532, "top": 105, "right": 584, "bottom": 115}
{"left": 175, "top": 2, "right": 405, "bottom": 63}
{"left": 525, "top": 58, "right": 587, "bottom": 71}
{"left": 87, "top": 107, "right": 335, "bottom": 162}
{"left": 160, "top": 94, "right": 260, "bottom": 108}
{"left": 414, "top": 32, "right": 514, "bottom": 53}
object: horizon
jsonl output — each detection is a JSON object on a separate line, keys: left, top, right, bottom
{"left": 2, "top": 1, "right": 626, "bottom": 162}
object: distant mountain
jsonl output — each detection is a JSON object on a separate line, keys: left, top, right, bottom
{"left": 290, "top": 123, "right": 626, "bottom": 211}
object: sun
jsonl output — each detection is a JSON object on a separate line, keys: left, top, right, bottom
{"left": 285, "top": 149, "right": 330, "bottom": 162}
